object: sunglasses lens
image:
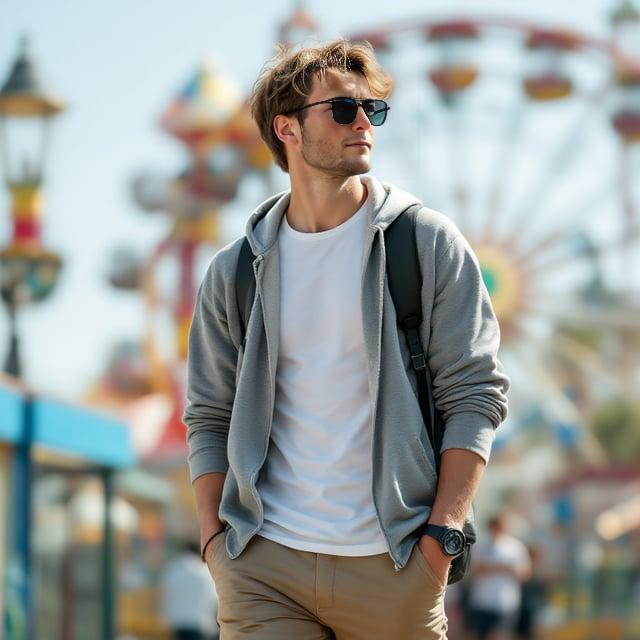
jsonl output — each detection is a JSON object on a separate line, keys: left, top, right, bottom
{"left": 368, "top": 100, "right": 388, "bottom": 126}
{"left": 330, "top": 99, "right": 389, "bottom": 125}
{"left": 331, "top": 99, "right": 358, "bottom": 124}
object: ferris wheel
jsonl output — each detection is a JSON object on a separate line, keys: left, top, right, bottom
{"left": 340, "top": 6, "right": 640, "bottom": 462}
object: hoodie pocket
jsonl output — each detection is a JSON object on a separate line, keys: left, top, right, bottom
{"left": 414, "top": 434, "right": 437, "bottom": 484}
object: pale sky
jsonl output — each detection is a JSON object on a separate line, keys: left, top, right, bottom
{"left": 0, "top": 0, "right": 631, "bottom": 401}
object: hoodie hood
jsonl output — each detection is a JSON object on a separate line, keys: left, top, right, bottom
{"left": 244, "top": 175, "right": 422, "bottom": 256}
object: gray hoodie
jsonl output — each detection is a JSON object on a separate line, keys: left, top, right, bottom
{"left": 183, "top": 175, "right": 509, "bottom": 570}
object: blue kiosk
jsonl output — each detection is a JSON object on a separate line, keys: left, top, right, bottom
{"left": 0, "top": 376, "right": 136, "bottom": 639}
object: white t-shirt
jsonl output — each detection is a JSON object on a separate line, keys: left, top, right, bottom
{"left": 470, "top": 533, "right": 531, "bottom": 614}
{"left": 257, "top": 198, "right": 388, "bottom": 556}
{"left": 160, "top": 552, "right": 218, "bottom": 633}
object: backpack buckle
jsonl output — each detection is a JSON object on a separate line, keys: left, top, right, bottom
{"left": 411, "top": 352, "right": 426, "bottom": 371}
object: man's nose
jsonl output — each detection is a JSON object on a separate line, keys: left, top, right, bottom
{"left": 351, "top": 105, "right": 372, "bottom": 130}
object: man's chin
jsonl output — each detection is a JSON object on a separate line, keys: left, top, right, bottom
{"left": 338, "top": 159, "right": 371, "bottom": 177}
{"left": 303, "top": 156, "right": 371, "bottom": 178}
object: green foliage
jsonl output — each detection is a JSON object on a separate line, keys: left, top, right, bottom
{"left": 556, "top": 323, "right": 602, "bottom": 351}
{"left": 591, "top": 398, "right": 640, "bottom": 463}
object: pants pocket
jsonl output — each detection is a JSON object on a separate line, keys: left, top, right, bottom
{"left": 207, "top": 529, "right": 228, "bottom": 570}
{"left": 412, "top": 543, "right": 446, "bottom": 591}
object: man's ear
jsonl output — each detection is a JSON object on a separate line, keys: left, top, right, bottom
{"left": 273, "top": 114, "right": 300, "bottom": 149}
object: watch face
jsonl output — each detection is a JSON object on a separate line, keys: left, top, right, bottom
{"left": 442, "top": 529, "right": 465, "bottom": 556}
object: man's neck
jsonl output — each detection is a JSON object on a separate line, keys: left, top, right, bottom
{"left": 286, "top": 173, "right": 367, "bottom": 233}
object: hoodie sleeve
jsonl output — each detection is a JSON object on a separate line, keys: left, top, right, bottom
{"left": 427, "top": 230, "right": 510, "bottom": 463}
{"left": 182, "top": 251, "right": 239, "bottom": 482}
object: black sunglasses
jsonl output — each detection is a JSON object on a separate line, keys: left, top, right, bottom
{"left": 288, "top": 97, "right": 390, "bottom": 126}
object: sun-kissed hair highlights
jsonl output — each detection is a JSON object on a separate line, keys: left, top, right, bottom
{"left": 250, "top": 39, "right": 393, "bottom": 172}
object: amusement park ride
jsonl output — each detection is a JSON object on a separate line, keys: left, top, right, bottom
{"left": 96, "top": 1, "right": 639, "bottom": 478}
{"left": 93, "top": 63, "right": 271, "bottom": 463}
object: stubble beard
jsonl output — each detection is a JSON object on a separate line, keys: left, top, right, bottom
{"left": 300, "top": 125, "right": 370, "bottom": 178}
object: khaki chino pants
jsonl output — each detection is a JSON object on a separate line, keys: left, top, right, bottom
{"left": 207, "top": 532, "right": 448, "bottom": 639}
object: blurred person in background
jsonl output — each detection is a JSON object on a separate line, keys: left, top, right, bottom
{"left": 514, "top": 544, "right": 547, "bottom": 640}
{"left": 468, "top": 514, "right": 531, "bottom": 640}
{"left": 160, "top": 540, "right": 219, "bottom": 640}
{"left": 454, "top": 580, "right": 476, "bottom": 640}
{"left": 184, "top": 38, "right": 509, "bottom": 639}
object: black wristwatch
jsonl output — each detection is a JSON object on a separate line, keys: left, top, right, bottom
{"left": 423, "top": 524, "right": 466, "bottom": 557}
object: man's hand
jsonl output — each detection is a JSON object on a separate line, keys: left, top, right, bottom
{"left": 417, "top": 534, "right": 452, "bottom": 587}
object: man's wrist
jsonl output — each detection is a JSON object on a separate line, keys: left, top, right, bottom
{"left": 422, "top": 520, "right": 467, "bottom": 557}
{"left": 420, "top": 533, "right": 446, "bottom": 551}
{"left": 200, "top": 527, "right": 225, "bottom": 563}
{"left": 200, "top": 517, "right": 223, "bottom": 542}
{"left": 427, "top": 512, "right": 464, "bottom": 529}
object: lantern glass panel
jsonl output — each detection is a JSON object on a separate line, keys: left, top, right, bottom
{"left": 0, "top": 114, "right": 49, "bottom": 184}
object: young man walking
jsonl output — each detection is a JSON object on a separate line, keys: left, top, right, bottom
{"left": 183, "top": 40, "right": 509, "bottom": 639}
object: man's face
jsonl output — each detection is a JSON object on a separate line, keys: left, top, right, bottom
{"left": 296, "top": 69, "right": 375, "bottom": 178}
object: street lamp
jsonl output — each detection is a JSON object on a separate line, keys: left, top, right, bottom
{"left": 0, "top": 37, "right": 65, "bottom": 378}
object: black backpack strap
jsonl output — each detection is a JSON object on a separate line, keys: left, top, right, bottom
{"left": 235, "top": 237, "right": 256, "bottom": 345}
{"left": 385, "top": 204, "right": 444, "bottom": 472}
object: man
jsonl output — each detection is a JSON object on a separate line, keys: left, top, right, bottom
{"left": 468, "top": 515, "right": 532, "bottom": 640}
{"left": 160, "top": 540, "right": 219, "bottom": 640}
{"left": 183, "top": 39, "right": 509, "bottom": 639}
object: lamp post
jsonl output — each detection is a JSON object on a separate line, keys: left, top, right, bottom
{"left": 0, "top": 37, "right": 64, "bottom": 378}
{"left": 0, "top": 37, "right": 65, "bottom": 640}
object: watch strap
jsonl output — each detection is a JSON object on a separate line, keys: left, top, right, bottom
{"left": 423, "top": 523, "right": 447, "bottom": 542}
{"left": 423, "top": 523, "right": 466, "bottom": 557}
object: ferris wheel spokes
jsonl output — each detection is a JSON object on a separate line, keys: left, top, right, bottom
{"left": 511, "top": 177, "right": 617, "bottom": 264}
{"left": 480, "top": 98, "right": 527, "bottom": 245}
{"left": 522, "top": 222, "right": 640, "bottom": 278}
{"left": 508, "top": 338, "right": 607, "bottom": 463}
{"left": 499, "top": 88, "right": 613, "bottom": 249}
